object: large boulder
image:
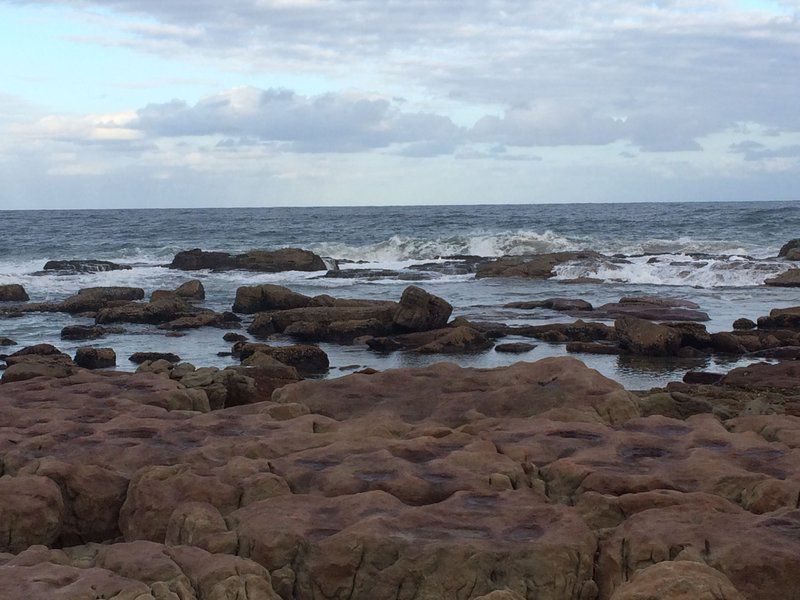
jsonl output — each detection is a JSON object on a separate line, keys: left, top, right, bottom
{"left": 2, "top": 345, "right": 77, "bottom": 383}
{"left": 778, "top": 239, "right": 800, "bottom": 257}
{"left": 170, "top": 248, "right": 329, "bottom": 272}
{"left": 43, "top": 259, "right": 131, "bottom": 273}
{"left": 392, "top": 285, "right": 453, "bottom": 332}
{"left": 609, "top": 561, "right": 744, "bottom": 600}
{"left": 239, "top": 343, "right": 329, "bottom": 374}
{"left": 0, "top": 284, "right": 29, "bottom": 302}
{"left": 476, "top": 251, "right": 603, "bottom": 279}
{"left": 616, "top": 316, "right": 682, "bottom": 356}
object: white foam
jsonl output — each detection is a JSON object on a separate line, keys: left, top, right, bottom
{"left": 554, "top": 254, "right": 785, "bottom": 288}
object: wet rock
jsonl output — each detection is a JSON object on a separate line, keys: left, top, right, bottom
{"left": 665, "top": 322, "right": 712, "bottom": 349}
{"left": 59, "top": 287, "right": 145, "bottom": 314}
{"left": 42, "top": 259, "right": 131, "bottom": 273}
{"left": 733, "top": 317, "right": 756, "bottom": 330}
{"left": 158, "top": 310, "right": 241, "bottom": 331}
{"left": 757, "top": 306, "right": 800, "bottom": 329}
{"left": 566, "top": 341, "right": 622, "bottom": 355}
{"left": 682, "top": 371, "right": 724, "bottom": 385}
{"left": 170, "top": 247, "right": 330, "bottom": 272}
{"left": 236, "top": 342, "right": 329, "bottom": 374}
{"left": 367, "top": 326, "right": 493, "bottom": 354}
{"left": 511, "top": 320, "right": 617, "bottom": 343}
{"left": 495, "top": 342, "right": 537, "bottom": 353}
{"left": 129, "top": 351, "right": 181, "bottom": 364}
{"left": 392, "top": 285, "right": 453, "bottom": 332}
{"left": 0, "top": 284, "right": 29, "bottom": 302}
{"left": 223, "top": 331, "right": 247, "bottom": 343}
{"left": 175, "top": 279, "right": 205, "bottom": 300}
{"left": 253, "top": 303, "right": 398, "bottom": 338}
{"left": 616, "top": 316, "right": 682, "bottom": 356}
{"left": 2, "top": 346, "right": 77, "bottom": 382}
{"left": 590, "top": 297, "right": 709, "bottom": 322}
{"left": 505, "top": 298, "right": 593, "bottom": 311}
{"left": 96, "top": 297, "right": 190, "bottom": 325}
{"left": 60, "top": 324, "right": 115, "bottom": 341}
{"left": 74, "top": 347, "right": 116, "bottom": 369}
{"left": 765, "top": 269, "right": 800, "bottom": 287}
{"left": 0, "top": 337, "right": 17, "bottom": 346}
{"left": 710, "top": 332, "right": 746, "bottom": 354}
{"left": 721, "top": 361, "right": 800, "bottom": 390}
{"left": 475, "top": 251, "right": 604, "bottom": 279}
{"left": 284, "top": 318, "right": 391, "bottom": 343}
{"left": 778, "top": 239, "right": 800, "bottom": 257}
{"left": 233, "top": 283, "right": 315, "bottom": 313}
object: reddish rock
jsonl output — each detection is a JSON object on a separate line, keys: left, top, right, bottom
{"left": 616, "top": 316, "right": 682, "bottom": 356}
{"left": 392, "top": 285, "right": 453, "bottom": 332}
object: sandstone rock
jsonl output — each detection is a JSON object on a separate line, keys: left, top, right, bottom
{"left": 504, "top": 298, "right": 593, "bottom": 311}
{"left": 95, "top": 297, "right": 190, "bottom": 325}
{"left": 510, "top": 320, "right": 617, "bottom": 343}
{"left": 238, "top": 343, "right": 329, "bottom": 373}
{"left": 778, "top": 239, "right": 800, "bottom": 257}
{"left": 59, "top": 287, "right": 145, "bottom": 313}
{"left": 129, "top": 352, "right": 181, "bottom": 364}
{"left": 495, "top": 342, "right": 536, "bottom": 353}
{"left": 0, "top": 337, "right": 16, "bottom": 346}
{"left": 392, "top": 285, "right": 453, "bottom": 332}
{"left": 175, "top": 279, "right": 205, "bottom": 300}
{"left": 0, "top": 475, "right": 64, "bottom": 553}
{"left": 566, "top": 341, "right": 622, "bottom": 355}
{"left": 476, "top": 251, "right": 604, "bottom": 279}
{"left": 170, "top": 247, "right": 329, "bottom": 272}
{"left": 682, "top": 371, "right": 724, "bottom": 385}
{"left": 165, "top": 502, "right": 237, "bottom": 554}
{"left": 757, "top": 306, "right": 800, "bottom": 329}
{"left": 0, "top": 284, "right": 29, "bottom": 302}
{"left": 233, "top": 283, "right": 314, "bottom": 313}
{"left": 74, "top": 347, "right": 116, "bottom": 369}
{"left": 609, "top": 561, "right": 745, "bottom": 600}
{"left": 710, "top": 332, "right": 746, "bottom": 354}
{"left": 60, "top": 324, "right": 111, "bottom": 341}
{"left": 284, "top": 317, "right": 392, "bottom": 343}
{"left": 274, "top": 357, "right": 639, "bottom": 425}
{"left": 616, "top": 316, "right": 682, "bottom": 356}
{"left": 368, "top": 326, "right": 493, "bottom": 354}
{"left": 591, "top": 297, "right": 709, "bottom": 322}
{"left": 733, "top": 318, "right": 756, "bottom": 330}
{"left": 765, "top": 269, "right": 800, "bottom": 287}
{"left": 223, "top": 331, "right": 247, "bottom": 343}
{"left": 158, "top": 310, "right": 241, "bottom": 331}
{"left": 2, "top": 349, "right": 77, "bottom": 383}
{"left": 43, "top": 259, "right": 130, "bottom": 273}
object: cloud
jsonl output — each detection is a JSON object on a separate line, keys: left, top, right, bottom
{"left": 134, "top": 86, "right": 465, "bottom": 153}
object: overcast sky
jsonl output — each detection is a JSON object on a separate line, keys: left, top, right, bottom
{"left": 1, "top": 0, "right": 799, "bottom": 208}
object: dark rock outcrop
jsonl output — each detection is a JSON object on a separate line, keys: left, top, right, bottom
{"left": 0, "top": 284, "right": 29, "bottom": 302}
{"left": 43, "top": 259, "right": 131, "bottom": 273}
{"left": 616, "top": 316, "right": 682, "bottom": 356}
{"left": 128, "top": 352, "right": 181, "bottom": 364}
{"left": 392, "top": 285, "right": 453, "bottom": 332}
{"left": 475, "top": 251, "right": 603, "bottom": 279}
{"left": 59, "top": 287, "right": 145, "bottom": 314}
{"left": 765, "top": 269, "right": 800, "bottom": 287}
{"left": 75, "top": 347, "right": 116, "bottom": 369}
{"left": 170, "top": 248, "right": 329, "bottom": 272}
{"left": 495, "top": 342, "right": 537, "bottom": 353}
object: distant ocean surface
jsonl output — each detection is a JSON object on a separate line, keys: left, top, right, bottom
{"left": 2, "top": 201, "right": 799, "bottom": 388}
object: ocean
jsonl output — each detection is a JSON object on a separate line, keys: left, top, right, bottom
{"left": 2, "top": 200, "right": 799, "bottom": 388}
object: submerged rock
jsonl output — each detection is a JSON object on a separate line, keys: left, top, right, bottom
{"left": 42, "top": 259, "right": 131, "bottom": 273}
{"left": 476, "top": 251, "right": 604, "bottom": 279}
{"left": 128, "top": 351, "right": 181, "bottom": 364}
{"left": 495, "top": 342, "right": 537, "bottom": 353}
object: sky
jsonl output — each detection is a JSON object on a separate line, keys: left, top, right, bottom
{"left": 0, "top": 0, "right": 799, "bottom": 208}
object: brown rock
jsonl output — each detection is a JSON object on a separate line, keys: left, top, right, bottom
{"left": 566, "top": 341, "right": 622, "bottom": 355}
{"left": 765, "top": 269, "right": 800, "bottom": 287}
{"left": 368, "top": 325, "right": 492, "bottom": 354}
{"left": 0, "top": 284, "right": 29, "bottom": 302}
{"left": 59, "top": 286, "right": 144, "bottom": 313}
{"left": 60, "top": 324, "right": 110, "bottom": 341}
{"left": 240, "top": 344, "right": 329, "bottom": 373}
{"left": 233, "top": 283, "right": 313, "bottom": 313}
{"left": 0, "top": 337, "right": 16, "bottom": 346}
{"left": 495, "top": 342, "right": 537, "bottom": 353}
{"left": 129, "top": 351, "right": 181, "bottom": 364}
{"left": 476, "top": 251, "right": 604, "bottom": 279}
{"left": 175, "top": 279, "right": 205, "bottom": 300}
{"left": 158, "top": 310, "right": 241, "bottom": 331}
{"left": 392, "top": 285, "right": 453, "bottom": 332}
{"left": 95, "top": 297, "right": 190, "bottom": 325}
{"left": 616, "top": 316, "right": 682, "bottom": 356}
{"left": 778, "top": 239, "right": 800, "bottom": 257}
{"left": 170, "top": 247, "right": 329, "bottom": 272}
{"left": 733, "top": 317, "right": 756, "bottom": 330}
{"left": 609, "top": 561, "right": 745, "bottom": 600}
{"left": 504, "top": 298, "right": 593, "bottom": 311}
{"left": 0, "top": 475, "right": 64, "bottom": 553}
{"left": 74, "top": 347, "right": 116, "bottom": 369}
{"left": 43, "top": 259, "right": 131, "bottom": 273}
{"left": 223, "top": 331, "right": 247, "bottom": 343}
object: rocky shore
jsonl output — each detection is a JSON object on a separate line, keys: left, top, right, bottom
{"left": 3, "top": 244, "right": 800, "bottom": 598}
